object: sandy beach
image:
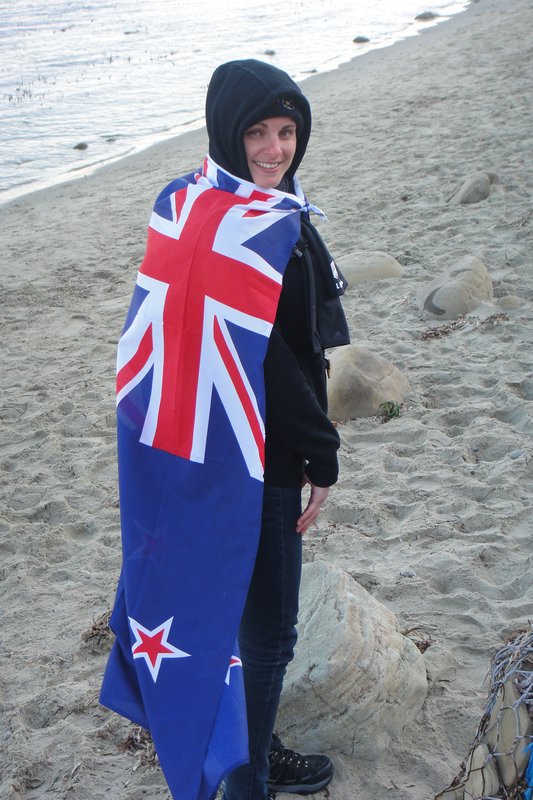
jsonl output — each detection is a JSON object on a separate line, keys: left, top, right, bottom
{"left": 1, "top": 0, "right": 532, "bottom": 797}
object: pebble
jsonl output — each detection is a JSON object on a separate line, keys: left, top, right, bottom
{"left": 509, "top": 449, "right": 525, "bottom": 459}
{"left": 415, "top": 11, "right": 439, "bottom": 21}
{"left": 400, "top": 569, "right": 417, "bottom": 578}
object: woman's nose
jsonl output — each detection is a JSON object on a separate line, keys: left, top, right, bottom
{"left": 263, "top": 134, "right": 283, "bottom": 155}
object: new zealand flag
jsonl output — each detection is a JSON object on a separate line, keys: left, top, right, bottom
{"left": 100, "top": 157, "right": 308, "bottom": 799}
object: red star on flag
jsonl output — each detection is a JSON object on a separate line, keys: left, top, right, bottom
{"left": 225, "top": 654, "right": 243, "bottom": 685}
{"left": 129, "top": 616, "right": 190, "bottom": 682}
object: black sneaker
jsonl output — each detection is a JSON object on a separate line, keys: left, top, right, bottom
{"left": 268, "top": 734, "right": 333, "bottom": 794}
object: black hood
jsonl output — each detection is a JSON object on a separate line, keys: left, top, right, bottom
{"left": 205, "top": 59, "right": 311, "bottom": 184}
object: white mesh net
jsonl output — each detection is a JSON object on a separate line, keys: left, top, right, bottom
{"left": 435, "top": 624, "right": 533, "bottom": 800}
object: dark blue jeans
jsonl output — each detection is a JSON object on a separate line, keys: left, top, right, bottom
{"left": 223, "top": 485, "right": 303, "bottom": 800}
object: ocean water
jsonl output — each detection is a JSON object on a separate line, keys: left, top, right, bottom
{"left": 0, "top": 0, "right": 469, "bottom": 202}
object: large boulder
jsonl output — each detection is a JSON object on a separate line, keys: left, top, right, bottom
{"left": 277, "top": 560, "right": 428, "bottom": 758}
{"left": 418, "top": 256, "right": 493, "bottom": 318}
{"left": 338, "top": 251, "right": 404, "bottom": 286}
{"left": 446, "top": 172, "right": 499, "bottom": 205}
{"left": 327, "top": 345, "right": 410, "bottom": 420}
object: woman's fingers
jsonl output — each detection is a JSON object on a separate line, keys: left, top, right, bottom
{"left": 296, "top": 478, "right": 329, "bottom": 535}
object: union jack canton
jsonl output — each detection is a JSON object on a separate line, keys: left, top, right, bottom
{"left": 100, "top": 156, "right": 321, "bottom": 800}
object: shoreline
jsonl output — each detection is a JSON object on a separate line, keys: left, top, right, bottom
{"left": 0, "top": 2, "right": 471, "bottom": 209}
{"left": 1, "top": 0, "right": 532, "bottom": 797}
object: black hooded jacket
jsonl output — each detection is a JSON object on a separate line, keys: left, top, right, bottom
{"left": 206, "top": 60, "right": 349, "bottom": 488}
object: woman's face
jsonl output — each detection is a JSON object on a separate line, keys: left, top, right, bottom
{"left": 243, "top": 116, "right": 297, "bottom": 189}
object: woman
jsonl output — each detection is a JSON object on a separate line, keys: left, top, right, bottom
{"left": 206, "top": 59, "right": 349, "bottom": 800}
{"left": 101, "top": 59, "right": 349, "bottom": 800}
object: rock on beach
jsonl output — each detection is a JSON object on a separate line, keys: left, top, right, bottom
{"left": 418, "top": 255, "right": 493, "bottom": 318}
{"left": 415, "top": 11, "right": 440, "bottom": 21}
{"left": 463, "top": 744, "right": 500, "bottom": 798}
{"left": 486, "top": 679, "right": 532, "bottom": 787}
{"left": 339, "top": 251, "right": 404, "bottom": 285}
{"left": 327, "top": 345, "right": 410, "bottom": 420}
{"left": 277, "top": 560, "right": 428, "bottom": 758}
{"left": 446, "top": 172, "right": 499, "bottom": 205}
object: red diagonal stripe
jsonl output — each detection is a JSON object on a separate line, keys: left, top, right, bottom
{"left": 117, "top": 324, "right": 153, "bottom": 395}
{"left": 213, "top": 316, "right": 265, "bottom": 470}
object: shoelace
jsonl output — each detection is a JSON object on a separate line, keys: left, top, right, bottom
{"left": 271, "top": 747, "right": 310, "bottom": 770}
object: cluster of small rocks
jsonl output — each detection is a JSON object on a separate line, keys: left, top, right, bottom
{"left": 327, "top": 170, "right": 505, "bottom": 422}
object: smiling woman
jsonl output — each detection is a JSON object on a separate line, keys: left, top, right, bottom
{"left": 100, "top": 57, "right": 349, "bottom": 800}
{"left": 244, "top": 118, "right": 297, "bottom": 189}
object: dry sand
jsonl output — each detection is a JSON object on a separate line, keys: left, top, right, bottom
{"left": 1, "top": 0, "right": 532, "bottom": 797}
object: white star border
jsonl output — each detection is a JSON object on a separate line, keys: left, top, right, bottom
{"left": 128, "top": 616, "right": 191, "bottom": 682}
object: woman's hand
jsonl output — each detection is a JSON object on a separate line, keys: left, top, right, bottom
{"left": 296, "top": 475, "right": 330, "bottom": 535}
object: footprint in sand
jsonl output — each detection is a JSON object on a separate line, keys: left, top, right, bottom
{"left": 62, "top": 314, "right": 92, "bottom": 335}
{"left": 64, "top": 522, "right": 97, "bottom": 541}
